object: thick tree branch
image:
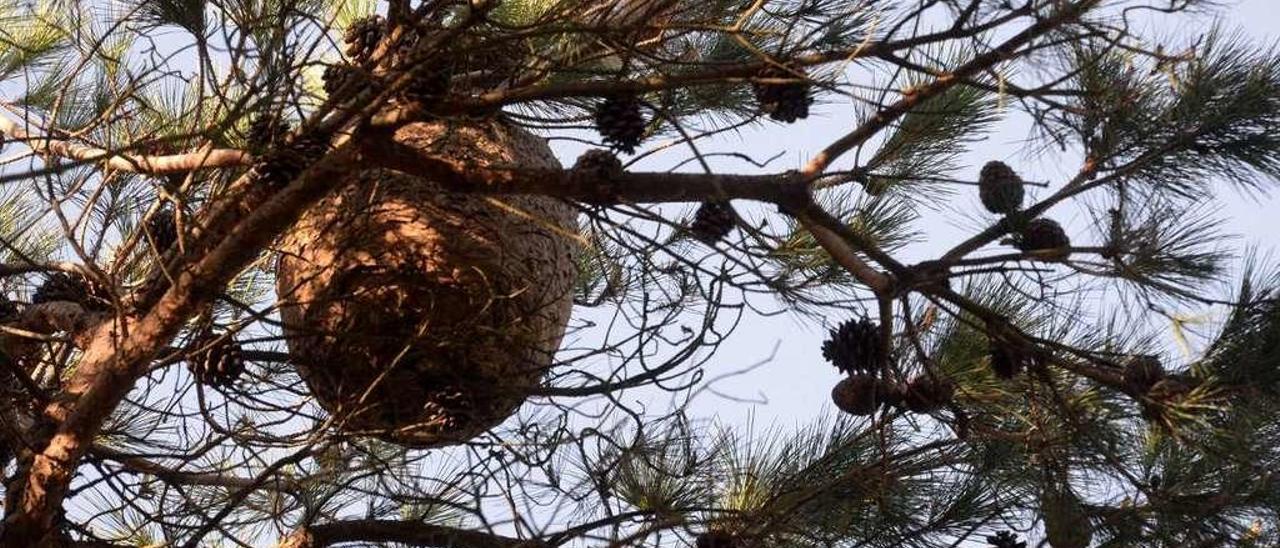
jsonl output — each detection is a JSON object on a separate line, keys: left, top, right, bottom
{"left": 280, "top": 520, "right": 541, "bottom": 548}
{"left": 0, "top": 115, "right": 250, "bottom": 175}
{"left": 367, "top": 134, "right": 905, "bottom": 297}
{"left": 1, "top": 145, "right": 360, "bottom": 547}
{"left": 360, "top": 134, "right": 810, "bottom": 206}
{"left": 0, "top": 301, "right": 109, "bottom": 396}
{"left": 790, "top": 204, "right": 895, "bottom": 294}
{"left": 0, "top": 19, "right": 504, "bottom": 540}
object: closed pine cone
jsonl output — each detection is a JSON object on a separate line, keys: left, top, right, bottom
{"left": 832, "top": 375, "right": 880, "bottom": 416}
{"left": 978, "top": 161, "right": 1025, "bottom": 214}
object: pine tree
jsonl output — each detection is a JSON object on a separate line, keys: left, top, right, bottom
{"left": 0, "top": 1, "right": 1275, "bottom": 547}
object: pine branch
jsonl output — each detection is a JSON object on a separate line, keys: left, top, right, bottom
{"left": 280, "top": 520, "right": 540, "bottom": 548}
{"left": 367, "top": 8, "right": 1043, "bottom": 123}
{"left": 359, "top": 133, "right": 809, "bottom": 205}
{"left": 2, "top": 5, "right": 509, "bottom": 537}
{"left": 0, "top": 114, "right": 249, "bottom": 175}
{"left": 800, "top": 0, "right": 1096, "bottom": 177}
{"left": 790, "top": 203, "right": 896, "bottom": 294}
{"left": 1, "top": 143, "right": 360, "bottom": 545}
{"left": 89, "top": 444, "right": 302, "bottom": 494}
{"left": 0, "top": 0, "right": 1269, "bottom": 545}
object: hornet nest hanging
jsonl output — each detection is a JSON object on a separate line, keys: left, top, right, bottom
{"left": 275, "top": 120, "right": 578, "bottom": 448}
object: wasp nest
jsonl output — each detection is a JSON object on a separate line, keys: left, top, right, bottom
{"left": 276, "top": 120, "right": 578, "bottom": 448}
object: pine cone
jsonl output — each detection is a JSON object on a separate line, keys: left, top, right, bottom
{"left": 343, "top": 15, "right": 384, "bottom": 64}
{"left": 986, "top": 531, "right": 1026, "bottom": 548}
{"left": 594, "top": 95, "right": 647, "bottom": 154}
{"left": 903, "top": 376, "right": 955, "bottom": 414}
{"left": 694, "top": 531, "right": 740, "bottom": 548}
{"left": 572, "top": 149, "right": 625, "bottom": 187}
{"left": 753, "top": 67, "right": 812, "bottom": 123}
{"left": 832, "top": 374, "right": 880, "bottom": 416}
{"left": 1041, "top": 486, "right": 1093, "bottom": 548}
{"left": 251, "top": 135, "right": 328, "bottom": 188}
{"left": 821, "top": 318, "right": 884, "bottom": 374}
{"left": 1014, "top": 218, "right": 1071, "bottom": 259}
{"left": 0, "top": 294, "right": 17, "bottom": 325}
{"left": 146, "top": 208, "right": 178, "bottom": 252}
{"left": 251, "top": 150, "right": 304, "bottom": 188}
{"left": 293, "top": 133, "right": 330, "bottom": 159}
{"left": 32, "top": 273, "right": 112, "bottom": 312}
{"left": 978, "top": 161, "right": 1025, "bottom": 214}
{"left": 326, "top": 64, "right": 382, "bottom": 101}
{"left": 189, "top": 331, "right": 246, "bottom": 388}
{"left": 246, "top": 114, "right": 290, "bottom": 154}
{"left": 322, "top": 64, "right": 360, "bottom": 98}
{"left": 690, "top": 202, "right": 736, "bottom": 244}
{"left": 1122, "top": 356, "right": 1165, "bottom": 396}
{"left": 401, "top": 63, "right": 453, "bottom": 105}
{"left": 989, "top": 341, "right": 1029, "bottom": 379}
{"left": 877, "top": 378, "right": 906, "bottom": 408}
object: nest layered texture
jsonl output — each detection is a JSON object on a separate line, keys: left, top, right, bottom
{"left": 276, "top": 120, "right": 577, "bottom": 448}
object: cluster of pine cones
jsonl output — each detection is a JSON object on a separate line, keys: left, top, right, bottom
{"left": 331, "top": 17, "right": 819, "bottom": 157}
{"left": 245, "top": 114, "right": 329, "bottom": 189}
{"left": 977, "top": 161, "right": 1071, "bottom": 260}
{"left": 589, "top": 67, "right": 813, "bottom": 156}
{"left": 822, "top": 318, "right": 955, "bottom": 416}
{"left": 582, "top": 67, "right": 811, "bottom": 246}
{"left": 325, "top": 14, "right": 524, "bottom": 108}
{"left": 322, "top": 15, "right": 447, "bottom": 105}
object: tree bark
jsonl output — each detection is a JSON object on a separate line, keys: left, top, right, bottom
{"left": 1, "top": 146, "right": 360, "bottom": 547}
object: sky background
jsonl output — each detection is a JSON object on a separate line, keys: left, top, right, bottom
{"left": 546, "top": 0, "right": 1280, "bottom": 432}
